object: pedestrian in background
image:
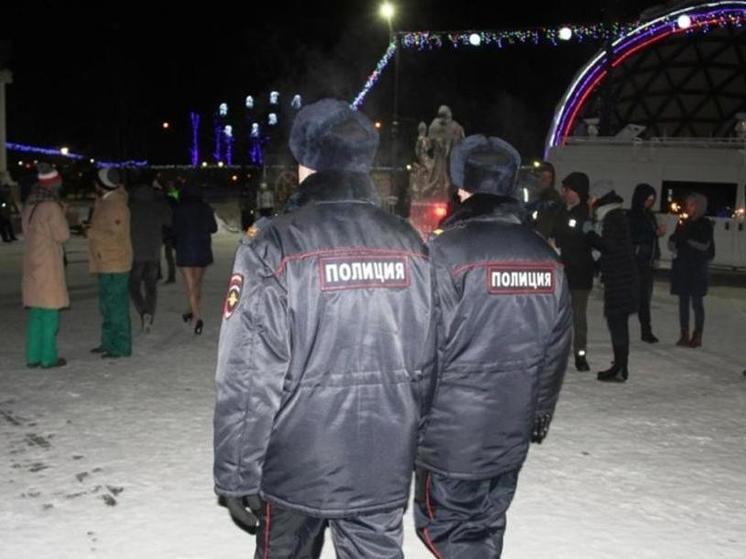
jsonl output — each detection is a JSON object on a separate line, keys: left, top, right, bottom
{"left": 88, "top": 168, "right": 133, "bottom": 358}
{"left": 552, "top": 171, "right": 594, "bottom": 371}
{"left": 628, "top": 183, "right": 665, "bottom": 343}
{"left": 172, "top": 182, "right": 217, "bottom": 335}
{"left": 128, "top": 179, "right": 172, "bottom": 333}
{"left": 669, "top": 193, "right": 714, "bottom": 348}
{"left": 585, "top": 181, "right": 639, "bottom": 382}
{"left": 22, "top": 163, "right": 69, "bottom": 368}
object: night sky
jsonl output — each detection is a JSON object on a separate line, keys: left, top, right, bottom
{"left": 4, "top": 0, "right": 661, "bottom": 164}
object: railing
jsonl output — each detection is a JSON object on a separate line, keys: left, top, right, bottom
{"left": 564, "top": 136, "right": 746, "bottom": 148}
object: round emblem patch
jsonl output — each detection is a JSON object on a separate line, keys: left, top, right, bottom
{"left": 223, "top": 274, "right": 244, "bottom": 319}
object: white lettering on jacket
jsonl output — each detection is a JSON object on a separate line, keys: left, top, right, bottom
{"left": 320, "top": 256, "right": 409, "bottom": 290}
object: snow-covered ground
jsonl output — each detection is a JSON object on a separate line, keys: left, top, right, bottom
{"left": 1, "top": 233, "right": 745, "bottom": 559}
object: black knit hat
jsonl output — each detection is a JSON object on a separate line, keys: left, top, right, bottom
{"left": 289, "top": 99, "right": 379, "bottom": 173}
{"left": 561, "top": 172, "right": 590, "bottom": 203}
{"left": 96, "top": 168, "right": 121, "bottom": 190}
{"left": 449, "top": 135, "right": 521, "bottom": 198}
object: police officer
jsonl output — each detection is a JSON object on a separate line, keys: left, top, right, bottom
{"left": 213, "top": 99, "right": 434, "bottom": 558}
{"left": 415, "top": 135, "right": 572, "bottom": 558}
{"left": 551, "top": 172, "right": 594, "bottom": 371}
{"left": 527, "top": 160, "right": 562, "bottom": 239}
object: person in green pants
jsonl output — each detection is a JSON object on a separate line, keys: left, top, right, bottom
{"left": 87, "top": 168, "right": 133, "bottom": 358}
{"left": 22, "top": 164, "right": 70, "bottom": 368}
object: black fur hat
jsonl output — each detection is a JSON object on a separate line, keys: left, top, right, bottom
{"left": 289, "top": 99, "right": 379, "bottom": 173}
{"left": 449, "top": 135, "right": 521, "bottom": 198}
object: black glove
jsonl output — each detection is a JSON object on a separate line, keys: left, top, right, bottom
{"left": 531, "top": 413, "right": 552, "bottom": 444}
{"left": 224, "top": 495, "right": 262, "bottom": 534}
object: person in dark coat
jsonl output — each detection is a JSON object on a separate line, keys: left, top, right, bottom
{"left": 128, "top": 181, "right": 172, "bottom": 332}
{"left": 585, "top": 181, "right": 639, "bottom": 382}
{"left": 552, "top": 171, "right": 594, "bottom": 371}
{"left": 527, "top": 160, "right": 562, "bottom": 239}
{"left": 172, "top": 182, "right": 217, "bottom": 335}
{"left": 415, "top": 135, "right": 572, "bottom": 558}
{"left": 153, "top": 176, "right": 178, "bottom": 283}
{"left": 628, "top": 183, "right": 665, "bottom": 343}
{"left": 213, "top": 99, "right": 434, "bottom": 559}
{"left": 669, "top": 193, "right": 714, "bottom": 348}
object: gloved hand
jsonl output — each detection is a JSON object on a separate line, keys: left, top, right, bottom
{"left": 224, "top": 495, "right": 262, "bottom": 534}
{"left": 531, "top": 413, "right": 552, "bottom": 444}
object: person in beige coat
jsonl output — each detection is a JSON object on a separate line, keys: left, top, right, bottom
{"left": 22, "top": 164, "right": 69, "bottom": 368}
{"left": 88, "top": 168, "right": 133, "bottom": 358}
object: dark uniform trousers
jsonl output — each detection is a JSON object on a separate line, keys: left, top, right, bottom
{"left": 254, "top": 502, "right": 405, "bottom": 559}
{"left": 414, "top": 468, "right": 519, "bottom": 559}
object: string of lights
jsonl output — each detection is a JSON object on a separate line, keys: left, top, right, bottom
{"left": 8, "top": 142, "right": 148, "bottom": 168}
{"left": 351, "top": 40, "right": 398, "bottom": 110}
{"left": 400, "top": 23, "right": 637, "bottom": 50}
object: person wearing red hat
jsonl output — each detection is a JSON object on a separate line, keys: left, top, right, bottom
{"left": 21, "top": 163, "right": 69, "bottom": 368}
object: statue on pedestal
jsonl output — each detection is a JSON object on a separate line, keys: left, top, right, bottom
{"left": 410, "top": 105, "right": 465, "bottom": 201}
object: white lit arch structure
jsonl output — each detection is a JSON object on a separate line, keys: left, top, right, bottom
{"left": 546, "top": 1, "right": 746, "bottom": 155}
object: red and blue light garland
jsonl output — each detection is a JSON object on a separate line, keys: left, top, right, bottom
{"left": 545, "top": 1, "right": 746, "bottom": 154}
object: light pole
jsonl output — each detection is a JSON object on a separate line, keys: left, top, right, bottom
{"left": 379, "top": 3, "right": 398, "bottom": 169}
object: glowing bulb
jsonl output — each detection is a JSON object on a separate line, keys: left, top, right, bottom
{"left": 162, "top": 122, "right": 170, "bottom": 129}
{"left": 677, "top": 14, "right": 692, "bottom": 29}
{"left": 434, "top": 204, "right": 448, "bottom": 218}
{"left": 569, "top": 219, "right": 577, "bottom": 228}
{"left": 201, "top": 162, "right": 208, "bottom": 168}
{"left": 379, "top": 2, "right": 394, "bottom": 20}
{"left": 559, "top": 27, "right": 573, "bottom": 41}
{"left": 469, "top": 33, "right": 481, "bottom": 46}
{"left": 375, "top": 122, "right": 382, "bottom": 129}
{"left": 60, "top": 147, "right": 69, "bottom": 156}
{"left": 218, "top": 161, "right": 224, "bottom": 168}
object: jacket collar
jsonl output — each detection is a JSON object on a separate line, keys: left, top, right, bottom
{"left": 595, "top": 202, "right": 623, "bottom": 223}
{"left": 440, "top": 193, "right": 525, "bottom": 229}
{"left": 286, "top": 170, "right": 380, "bottom": 211}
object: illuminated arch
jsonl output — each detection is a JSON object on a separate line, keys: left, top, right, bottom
{"left": 545, "top": 1, "right": 746, "bottom": 155}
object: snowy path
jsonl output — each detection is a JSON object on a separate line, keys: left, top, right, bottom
{"left": 1, "top": 234, "right": 745, "bottom": 558}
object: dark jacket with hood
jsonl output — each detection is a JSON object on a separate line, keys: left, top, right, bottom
{"left": 586, "top": 191, "right": 639, "bottom": 315}
{"left": 552, "top": 202, "right": 595, "bottom": 290}
{"left": 129, "top": 183, "right": 172, "bottom": 262}
{"left": 669, "top": 193, "right": 714, "bottom": 297}
{"left": 213, "top": 170, "right": 433, "bottom": 517}
{"left": 627, "top": 183, "right": 661, "bottom": 268}
{"left": 172, "top": 184, "right": 217, "bottom": 267}
{"left": 417, "top": 135, "right": 571, "bottom": 480}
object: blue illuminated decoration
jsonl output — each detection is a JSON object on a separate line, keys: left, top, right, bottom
{"left": 190, "top": 112, "right": 200, "bottom": 167}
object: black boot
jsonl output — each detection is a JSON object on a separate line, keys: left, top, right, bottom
{"left": 575, "top": 351, "right": 590, "bottom": 371}
{"left": 597, "top": 346, "right": 628, "bottom": 383}
{"left": 676, "top": 328, "right": 690, "bottom": 347}
{"left": 641, "top": 327, "right": 659, "bottom": 344}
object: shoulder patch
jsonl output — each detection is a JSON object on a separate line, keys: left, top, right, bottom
{"left": 223, "top": 274, "right": 244, "bottom": 319}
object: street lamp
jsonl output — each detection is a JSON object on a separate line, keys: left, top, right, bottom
{"left": 379, "top": 2, "right": 399, "bottom": 170}
{"left": 379, "top": 2, "right": 394, "bottom": 21}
